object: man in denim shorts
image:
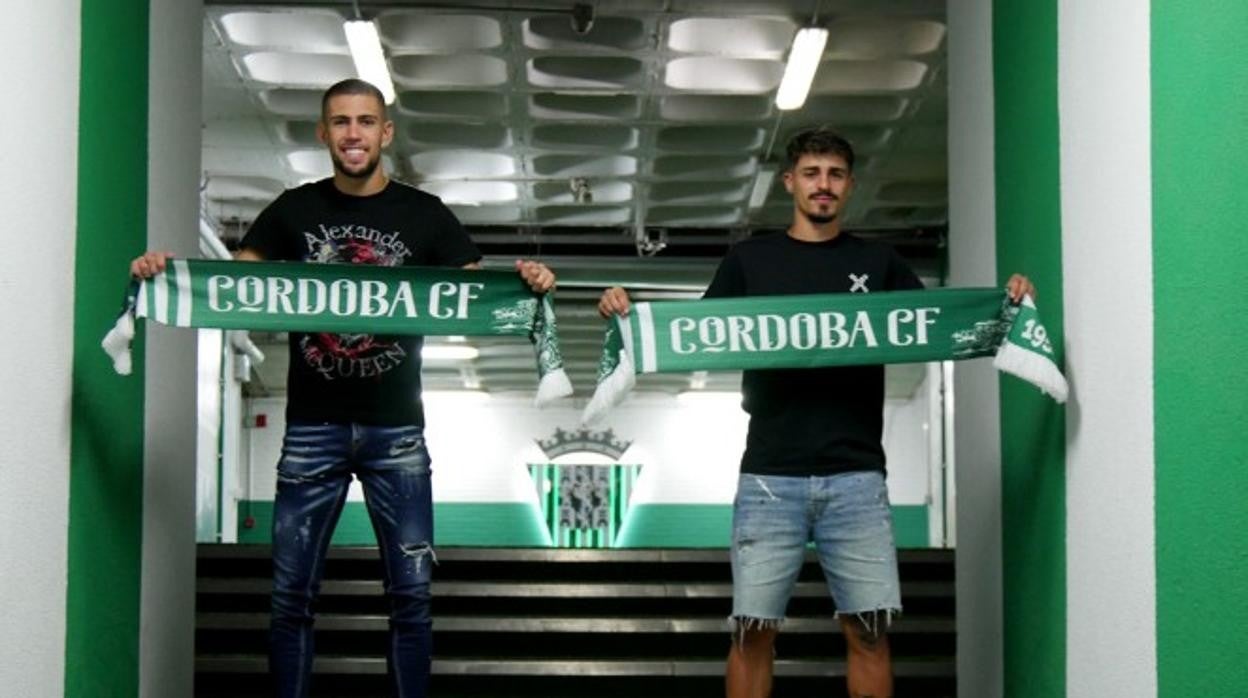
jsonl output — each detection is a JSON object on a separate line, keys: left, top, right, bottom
{"left": 600, "top": 127, "right": 1034, "bottom": 697}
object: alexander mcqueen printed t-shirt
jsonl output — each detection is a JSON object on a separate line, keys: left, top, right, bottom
{"left": 241, "top": 179, "right": 481, "bottom": 426}
{"left": 703, "top": 232, "right": 924, "bottom": 476}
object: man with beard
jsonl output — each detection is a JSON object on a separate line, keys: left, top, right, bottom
{"left": 130, "top": 79, "right": 555, "bottom": 698}
{"left": 598, "top": 127, "right": 1033, "bottom": 698}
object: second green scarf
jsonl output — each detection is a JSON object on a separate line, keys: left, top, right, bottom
{"left": 584, "top": 287, "right": 1066, "bottom": 423}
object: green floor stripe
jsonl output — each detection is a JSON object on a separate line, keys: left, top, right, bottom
{"left": 64, "top": 1, "right": 149, "bottom": 696}
{"left": 994, "top": 1, "right": 1067, "bottom": 695}
{"left": 237, "top": 501, "right": 929, "bottom": 549}
{"left": 1152, "top": 1, "right": 1248, "bottom": 693}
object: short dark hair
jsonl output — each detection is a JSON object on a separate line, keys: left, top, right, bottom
{"left": 784, "top": 126, "right": 855, "bottom": 173}
{"left": 321, "top": 78, "right": 387, "bottom": 120}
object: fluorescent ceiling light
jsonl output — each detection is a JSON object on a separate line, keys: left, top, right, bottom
{"left": 748, "top": 167, "right": 777, "bottom": 209}
{"left": 775, "top": 27, "right": 828, "bottom": 111}
{"left": 421, "top": 344, "right": 479, "bottom": 361}
{"left": 343, "top": 20, "right": 396, "bottom": 105}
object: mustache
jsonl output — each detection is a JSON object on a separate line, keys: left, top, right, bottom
{"left": 809, "top": 192, "right": 839, "bottom": 200}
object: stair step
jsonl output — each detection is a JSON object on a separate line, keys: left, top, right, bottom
{"left": 197, "top": 654, "right": 956, "bottom": 678}
{"left": 197, "top": 612, "right": 954, "bottom": 634}
{"left": 195, "top": 545, "right": 956, "bottom": 695}
{"left": 198, "top": 544, "right": 954, "bottom": 565}
{"left": 198, "top": 578, "right": 953, "bottom": 598}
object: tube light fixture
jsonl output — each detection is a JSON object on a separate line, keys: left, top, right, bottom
{"left": 343, "top": 20, "right": 396, "bottom": 105}
{"left": 748, "top": 167, "right": 777, "bottom": 209}
{"left": 775, "top": 27, "right": 828, "bottom": 111}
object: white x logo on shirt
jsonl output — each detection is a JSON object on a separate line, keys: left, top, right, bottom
{"left": 849, "top": 273, "right": 870, "bottom": 292}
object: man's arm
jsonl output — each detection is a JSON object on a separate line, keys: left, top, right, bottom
{"left": 462, "top": 259, "right": 557, "bottom": 295}
{"left": 598, "top": 287, "right": 631, "bottom": 318}
{"left": 128, "top": 247, "right": 264, "bottom": 279}
{"left": 129, "top": 250, "right": 175, "bottom": 279}
{"left": 1005, "top": 274, "right": 1036, "bottom": 303}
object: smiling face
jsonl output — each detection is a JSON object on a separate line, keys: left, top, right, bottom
{"left": 783, "top": 152, "right": 855, "bottom": 225}
{"left": 317, "top": 92, "right": 393, "bottom": 181}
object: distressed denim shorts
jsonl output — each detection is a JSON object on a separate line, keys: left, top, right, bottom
{"left": 730, "top": 470, "right": 901, "bottom": 626}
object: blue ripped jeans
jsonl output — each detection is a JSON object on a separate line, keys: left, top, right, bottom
{"left": 269, "top": 422, "right": 434, "bottom": 698}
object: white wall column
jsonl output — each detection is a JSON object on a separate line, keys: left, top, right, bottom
{"left": 947, "top": 1, "right": 1004, "bottom": 696}
{"left": 1058, "top": 1, "right": 1156, "bottom": 694}
{"left": 140, "top": 1, "right": 204, "bottom": 695}
{"left": 0, "top": 3, "right": 81, "bottom": 695}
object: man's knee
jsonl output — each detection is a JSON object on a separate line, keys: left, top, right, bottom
{"left": 270, "top": 587, "right": 315, "bottom": 623}
{"left": 730, "top": 617, "right": 781, "bottom": 653}
{"left": 842, "top": 610, "right": 893, "bottom": 652}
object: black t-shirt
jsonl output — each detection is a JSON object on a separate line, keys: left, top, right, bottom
{"left": 703, "top": 232, "right": 924, "bottom": 476}
{"left": 240, "top": 178, "right": 481, "bottom": 426}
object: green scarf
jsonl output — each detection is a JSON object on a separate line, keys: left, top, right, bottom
{"left": 102, "top": 259, "right": 572, "bottom": 405}
{"left": 584, "top": 287, "right": 1067, "bottom": 423}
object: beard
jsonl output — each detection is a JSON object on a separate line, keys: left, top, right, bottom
{"left": 801, "top": 208, "right": 838, "bottom": 225}
{"left": 331, "top": 151, "right": 382, "bottom": 180}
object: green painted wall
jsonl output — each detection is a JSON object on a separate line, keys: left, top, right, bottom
{"left": 613, "top": 503, "right": 734, "bottom": 548}
{"left": 617, "top": 504, "right": 930, "bottom": 549}
{"left": 993, "top": 1, "right": 1067, "bottom": 695}
{"left": 64, "top": 0, "right": 149, "bottom": 695}
{"left": 237, "top": 501, "right": 930, "bottom": 549}
{"left": 889, "top": 505, "right": 931, "bottom": 550}
{"left": 1152, "top": 1, "right": 1248, "bottom": 693}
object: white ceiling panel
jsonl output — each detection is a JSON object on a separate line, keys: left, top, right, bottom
{"left": 220, "top": 10, "right": 346, "bottom": 50}
{"left": 667, "top": 17, "right": 795, "bottom": 56}
{"left": 531, "top": 155, "right": 638, "bottom": 178}
{"left": 523, "top": 15, "right": 648, "bottom": 51}
{"left": 204, "top": 175, "right": 285, "bottom": 202}
{"left": 533, "top": 180, "right": 634, "bottom": 204}
{"left": 811, "top": 60, "right": 929, "bottom": 93}
{"left": 531, "top": 124, "right": 639, "bottom": 151}
{"left": 535, "top": 205, "right": 632, "bottom": 225}
{"left": 405, "top": 122, "right": 512, "bottom": 149}
{"left": 529, "top": 93, "right": 642, "bottom": 120}
{"left": 664, "top": 57, "right": 785, "bottom": 93}
{"left": 448, "top": 205, "right": 523, "bottom": 225}
{"left": 527, "top": 56, "right": 646, "bottom": 89}
{"left": 659, "top": 94, "right": 774, "bottom": 121}
{"left": 410, "top": 150, "right": 517, "bottom": 179}
{"left": 257, "top": 88, "right": 322, "bottom": 117}
{"left": 649, "top": 180, "right": 752, "bottom": 205}
{"left": 653, "top": 155, "right": 757, "bottom": 179}
{"left": 379, "top": 13, "right": 503, "bottom": 51}
{"left": 391, "top": 54, "right": 508, "bottom": 87}
{"left": 656, "top": 126, "right": 766, "bottom": 153}
{"left": 241, "top": 52, "right": 353, "bottom": 86}
{"left": 824, "top": 18, "right": 947, "bottom": 58}
{"left": 397, "top": 90, "right": 508, "bottom": 119}
{"left": 420, "top": 181, "right": 520, "bottom": 205}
